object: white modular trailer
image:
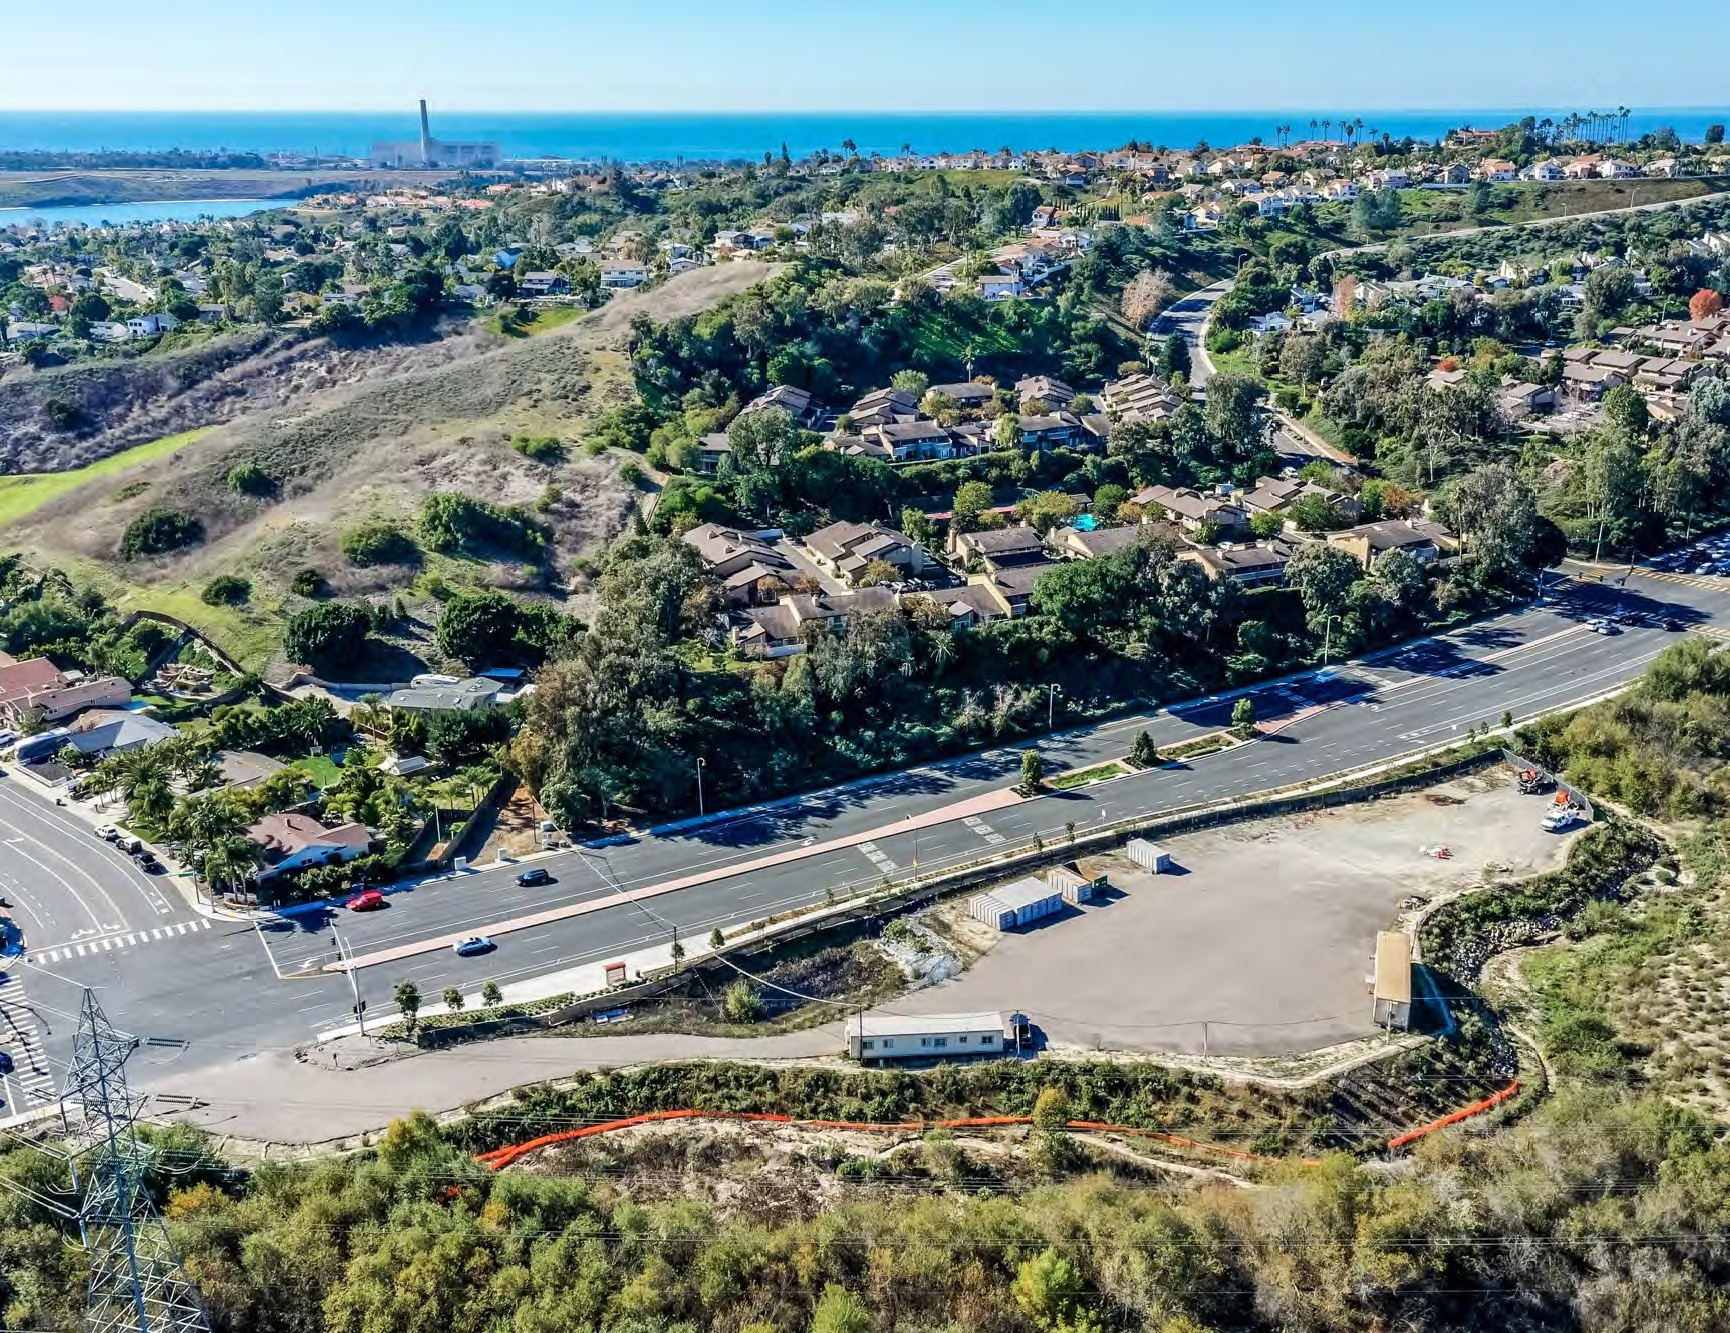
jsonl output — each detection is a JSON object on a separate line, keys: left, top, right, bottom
{"left": 846, "top": 1011, "right": 1012, "bottom": 1060}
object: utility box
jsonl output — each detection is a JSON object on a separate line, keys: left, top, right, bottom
{"left": 1126, "top": 838, "right": 1172, "bottom": 873}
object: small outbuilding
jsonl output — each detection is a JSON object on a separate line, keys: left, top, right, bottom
{"left": 1371, "top": 931, "right": 1413, "bottom": 1031}
{"left": 969, "top": 877, "right": 1064, "bottom": 931}
{"left": 1126, "top": 838, "right": 1173, "bottom": 873}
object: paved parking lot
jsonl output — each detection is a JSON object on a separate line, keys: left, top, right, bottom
{"left": 905, "top": 773, "right": 1576, "bottom": 1057}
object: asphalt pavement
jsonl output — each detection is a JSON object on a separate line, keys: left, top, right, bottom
{"left": 5, "top": 562, "right": 1726, "bottom": 1107}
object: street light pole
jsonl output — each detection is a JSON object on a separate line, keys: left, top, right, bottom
{"left": 695, "top": 757, "right": 706, "bottom": 818}
{"left": 333, "top": 928, "right": 367, "bottom": 1037}
{"left": 1321, "top": 612, "right": 1342, "bottom": 666}
{"left": 1047, "top": 682, "right": 1063, "bottom": 730}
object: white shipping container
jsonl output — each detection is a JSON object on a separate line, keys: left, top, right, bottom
{"left": 1126, "top": 838, "right": 1172, "bottom": 873}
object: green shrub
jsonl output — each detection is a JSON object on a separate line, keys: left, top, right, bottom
{"left": 282, "top": 601, "right": 373, "bottom": 674}
{"left": 510, "top": 434, "right": 565, "bottom": 463}
{"left": 341, "top": 521, "right": 421, "bottom": 567}
{"left": 290, "top": 567, "right": 327, "bottom": 598}
{"left": 200, "top": 574, "right": 252, "bottom": 606}
{"left": 418, "top": 493, "right": 548, "bottom": 561}
{"left": 226, "top": 462, "right": 273, "bottom": 496}
{"left": 118, "top": 508, "right": 203, "bottom": 560}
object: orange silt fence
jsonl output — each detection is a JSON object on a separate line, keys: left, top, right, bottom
{"left": 1386, "top": 1081, "right": 1520, "bottom": 1151}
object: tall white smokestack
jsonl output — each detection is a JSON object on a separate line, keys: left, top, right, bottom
{"left": 418, "top": 99, "right": 433, "bottom": 166}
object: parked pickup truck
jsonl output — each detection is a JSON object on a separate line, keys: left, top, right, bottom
{"left": 1542, "top": 805, "right": 1583, "bottom": 832}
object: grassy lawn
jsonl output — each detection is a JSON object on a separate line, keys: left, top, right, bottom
{"left": 287, "top": 753, "right": 343, "bottom": 789}
{"left": 489, "top": 305, "right": 587, "bottom": 338}
{"left": 0, "top": 427, "right": 214, "bottom": 531}
{"left": 1049, "top": 761, "right": 1128, "bottom": 790}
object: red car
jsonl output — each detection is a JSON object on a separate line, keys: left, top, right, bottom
{"left": 346, "top": 890, "right": 387, "bottom": 912}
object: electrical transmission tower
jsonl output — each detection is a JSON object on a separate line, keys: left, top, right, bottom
{"left": 0, "top": 989, "right": 209, "bottom": 1333}
{"left": 68, "top": 989, "right": 210, "bottom": 1333}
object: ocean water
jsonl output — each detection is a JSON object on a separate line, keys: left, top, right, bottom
{"left": 0, "top": 198, "right": 271, "bottom": 229}
{"left": 3, "top": 108, "right": 1729, "bottom": 164}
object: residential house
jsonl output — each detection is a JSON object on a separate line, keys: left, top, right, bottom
{"left": 950, "top": 525, "right": 1048, "bottom": 571}
{"left": 1128, "top": 485, "right": 1250, "bottom": 539}
{"left": 1017, "top": 412, "right": 1083, "bottom": 450}
{"left": 0, "top": 655, "right": 131, "bottom": 726}
{"left": 381, "top": 678, "right": 502, "bottom": 714}
{"left": 1178, "top": 541, "right": 1295, "bottom": 588}
{"left": 125, "top": 313, "right": 179, "bottom": 338}
{"left": 5, "top": 321, "right": 57, "bottom": 341}
{"left": 1015, "top": 376, "right": 1076, "bottom": 411}
{"left": 1479, "top": 160, "right": 1518, "bottom": 182}
{"left": 1562, "top": 360, "right": 1628, "bottom": 400}
{"left": 928, "top": 381, "right": 996, "bottom": 411}
{"left": 1047, "top": 522, "right": 1175, "bottom": 561}
{"left": 848, "top": 386, "right": 921, "bottom": 428}
{"left": 804, "top": 520, "right": 926, "bottom": 585}
{"left": 1238, "top": 476, "right": 1363, "bottom": 524}
{"left": 598, "top": 260, "right": 648, "bottom": 288}
{"left": 1326, "top": 518, "right": 1459, "bottom": 568}
{"left": 682, "top": 523, "right": 798, "bottom": 605}
{"left": 1525, "top": 160, "right": 1565, "bottom": 182}
{"left": 1498, "top": 380, "right": 1558, "bottom": 418}
{"left": 964, "top": 563, "right": 1051, "bottom": 618}
{"left": 979, "top": 272, "right": 1024, "bottom": 301}
{"left": 694, "top": 433, "right": 732, "bottom": 475}
{"left": 14, "top": 709, "right": 176, "bottom": 771}
{"left": 248, "top": 812, "right": 373, "bottom": 878}
{"left": 1102, "top": 373, "right": 1184, "bottom": 424}
{"left": 515, "top": 271, "right": 570, "bottom": 298}
{"left": 730, "top": 587, "right": 896, "bottom": 656}
{"left": 861, "top": 420, "right": 958, "bottom": 461}
{"left": 742, "top": 383, "right": 824, "bottom": 427}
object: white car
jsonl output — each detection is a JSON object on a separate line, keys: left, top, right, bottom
{"left": 1586, "top": 619, "right": 1617, "bottom": 636}
{"left": 452, "top": 935, "right": 495, "bottom": 957}
{"left": 94, "top": 825, "right": 120, "bottom": 841}
{"left": 1542, "top": 807, "right": 1581, "bottom": 832}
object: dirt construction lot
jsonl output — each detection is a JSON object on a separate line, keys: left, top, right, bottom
{"left": 910, "top": 773, "right": 1578, "bottom": 1057}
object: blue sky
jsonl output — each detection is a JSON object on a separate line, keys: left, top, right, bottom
{"left": 6, "top": 0, "right": 1726, "bottom": 112}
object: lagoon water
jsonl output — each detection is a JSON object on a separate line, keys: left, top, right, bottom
{"left": 0, "top": 198, "right": 272, "bottom": 229}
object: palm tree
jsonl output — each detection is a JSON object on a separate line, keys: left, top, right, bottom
{"left": 1322, "top": 119, "right": 1333, "bottom": 141}
{"left": 130, "top": 777, "right": 175, "bottom": 832}
{"left": 199, "top": 836, "right": 262, "bottom": 904}
{"left": 1618, "top": 107, "right": 1631, "bottom": 143}
{"left": 1309, "top": 119, "right": 1319, "bottom": 141}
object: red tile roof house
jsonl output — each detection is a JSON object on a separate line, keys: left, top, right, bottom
{"left": 247, "top": 813, "right": 373, "bottom": 878}
{"left": 0, "top": 654, "right": 132, "bottom": 726}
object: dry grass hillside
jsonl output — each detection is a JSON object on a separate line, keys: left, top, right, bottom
{"left": 0, "top": 326, "right": 497, "bottom": 472}
{"left": 0, "top": 262, "right": 776, "bottom": 667}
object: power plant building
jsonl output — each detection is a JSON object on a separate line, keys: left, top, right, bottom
{"left": 371, "top": 100, "right": 500, "bottom": 169}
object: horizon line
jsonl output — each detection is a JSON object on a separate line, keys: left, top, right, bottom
{"left": 3, "top": 104, "right": 1728, "bottom": 116}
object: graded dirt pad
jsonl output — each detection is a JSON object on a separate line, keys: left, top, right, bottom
{"left": 906, "top": 773, "right": 1576, "bottom": 1058}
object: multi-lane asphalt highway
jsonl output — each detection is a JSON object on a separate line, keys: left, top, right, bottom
{"left": 4, "top": 561, "right": 1727, "bottom": 1105}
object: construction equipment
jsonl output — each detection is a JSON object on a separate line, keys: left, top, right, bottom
{"left": 1517, "top": 768, "right": 1554, "bottom": 795}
